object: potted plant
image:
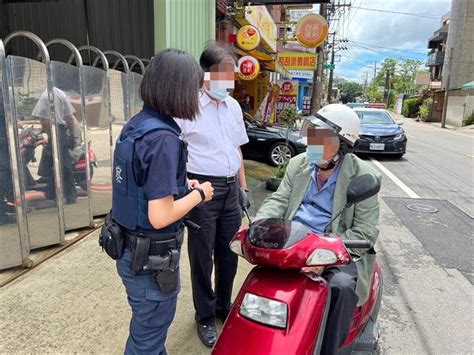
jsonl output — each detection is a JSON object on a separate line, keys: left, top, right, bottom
{"left": 265, "top": 107, "right": 301, "bottom": 191}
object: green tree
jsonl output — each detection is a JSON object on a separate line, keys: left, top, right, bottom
{"left": 338, "top": 81, "right": 363, "bottom": 103}
{"left": 367, "top": 58, "right": 424, "bottom": 107}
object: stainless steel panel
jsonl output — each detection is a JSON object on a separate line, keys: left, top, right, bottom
{"left": 129, "top": 72, "right": 143, "bottom": 116}
{"left": 50, "top": 61, "right": 91, "bottom": 230}
{"left": 83, "top": 66, "right": 112, "bottom": 216}
{"left": 110, "top": 69, "right": 130, "bottom": 150}
{"left": 0, "top": 44, "right": 24, "bottom": 269}
{"left": 7, "top": 56, "right": 62, "bottom": 249}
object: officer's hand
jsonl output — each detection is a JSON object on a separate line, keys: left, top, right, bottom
{"left": 198, "top": 181, "right": 214, "bottom": 202}
{"left": 188, "top": 179, "right": 200, "bottom": 189}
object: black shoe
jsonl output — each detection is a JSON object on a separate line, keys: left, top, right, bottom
{"left": 197, "top": 319, "right": 217, "bottom": 348}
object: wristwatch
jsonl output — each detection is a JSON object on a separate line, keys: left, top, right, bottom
{"left": 193, "top": 187, "right": 206, "bottom": 202}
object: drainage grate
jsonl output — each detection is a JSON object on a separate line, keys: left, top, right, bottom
{"left": 406, "top": 203, "right": 439, "bottom": 213}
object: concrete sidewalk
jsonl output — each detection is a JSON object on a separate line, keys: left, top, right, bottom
{"left": 0, "top": 227, "right": 253, "bottom": 354}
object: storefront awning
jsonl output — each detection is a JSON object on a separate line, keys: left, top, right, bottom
{"left": 235, "top": 5, "right": 278, "bottom": 53}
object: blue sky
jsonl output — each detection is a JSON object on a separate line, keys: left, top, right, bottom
{"left": 325, "top": 0, "right": 452, "bottom": 83}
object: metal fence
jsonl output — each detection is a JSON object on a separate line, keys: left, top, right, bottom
{"left": 0, "top": 31, "right": 147, "bottom": 270}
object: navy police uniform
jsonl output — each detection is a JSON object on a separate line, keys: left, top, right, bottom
{"left": 112, "top": 106, "right": 187, "bottom": 355}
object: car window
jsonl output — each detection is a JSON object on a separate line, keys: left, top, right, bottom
{"left": 356, "top": 111, "right": 394, "bottom": 125}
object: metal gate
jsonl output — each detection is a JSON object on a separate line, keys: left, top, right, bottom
{"left": 75, "top": 46, "right": 113, "bottom": 217}
{"left": 0, "top": 30, "right": 150, "bottom": 270}
{"left": 0, "top": 38, "right": 28, "bottom": 269}
{"left": 4, "top": 32, "right": 64, "bottom": 250}
{"left": 45, "top": 39, "right": 93, "bottom": 230}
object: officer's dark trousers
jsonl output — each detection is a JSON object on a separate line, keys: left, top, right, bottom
{"left": 117, "top": 248, "right": 178, "bottom": 355}
{"left": 321, "top": 261, "right": 359, "bottom": 355}
{"left": 187, "top": 179, "right": 241, "bottom": 323}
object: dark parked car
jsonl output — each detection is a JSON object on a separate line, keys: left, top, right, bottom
{"left": 241, "top": 117, "right": 306, "bottom": 166}
{"left": 353, "top": 108, "right": 407, "bottom": 158}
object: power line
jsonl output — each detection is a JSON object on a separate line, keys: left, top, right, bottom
{"left": 348, "top": 40, "right": 427, "bottom": 56}
{"left": 351, "top": 6, "right": 440, "bottom": 19}
{"left": 350, "top": 42, "right": 425, "bottom": 61}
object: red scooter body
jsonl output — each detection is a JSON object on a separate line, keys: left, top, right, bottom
{"left": 213, "top": 218, "right": 382, "bottom": 355}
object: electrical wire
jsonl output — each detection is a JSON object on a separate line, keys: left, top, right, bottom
{"left": 350, "top": 41, "right": 425, "bottom": 61}
{"left": 351, "top": 6, "right": 440, "bottom": 19}
{"left": 348, "top": 40, "right": 427, "bottom": 55}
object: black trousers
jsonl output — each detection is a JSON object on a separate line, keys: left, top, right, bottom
{"left": 187, "top": 178, "right": 241, "bottom": 323}
{"left": 321, "top": 261, "right": 359, "bottom": 355}
{"left": 38, "top": 125, "right": 76, "bottom": 202}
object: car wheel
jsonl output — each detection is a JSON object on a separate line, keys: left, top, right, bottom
{"left": 394, "top": 153, "right": 404, "bottom": 159}
{"left": 268, "top": 142, "right": 295, "bottom": 166}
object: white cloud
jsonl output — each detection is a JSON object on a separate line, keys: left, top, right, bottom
{"left": 332, "top": 0, "right": 452, "bottom": 80}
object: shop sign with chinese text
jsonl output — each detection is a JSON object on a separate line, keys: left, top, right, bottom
{"left": 237, "top": 25, "right": 261, "bottom": 51}
{"left": 245, "top": 6, "right": 277, "bottom": 52}
{"left": 276, "top": 80, "right": 299, "bottom": 118}
{"left": 278, "top": 52, "right": 317, "bottom": 70}
{"left": 295, "top": 13, "right": 328, "bottom": 48}
{"left": 238, "top": 56, "right": 260, "bottom": 81}
{"left": 288, "top": 69, "right": 314, "bottom": 80}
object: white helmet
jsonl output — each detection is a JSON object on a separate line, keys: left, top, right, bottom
{"left": 308, "top": 104, "right": 360, "bottom": 146}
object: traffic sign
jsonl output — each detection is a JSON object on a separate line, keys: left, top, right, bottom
{"left": 324, "top": 64, "right": 335, "bottom": 70}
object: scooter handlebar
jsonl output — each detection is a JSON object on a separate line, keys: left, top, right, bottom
{"left": 342, "top": 240, "right": 371, "bottom": 249}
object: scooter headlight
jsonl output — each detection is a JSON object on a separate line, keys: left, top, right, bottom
{"left": 306, "top": 248, "right": 337, "bottom": 266}
{"left": 240, "top": 293, "right": 287, "bottom": 329}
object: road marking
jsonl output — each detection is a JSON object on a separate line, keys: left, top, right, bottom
{"left": 370, "top": 158, "right": 420, "bottom": 199}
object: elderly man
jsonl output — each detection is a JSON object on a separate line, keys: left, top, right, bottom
{"left": 255, "top": 104, "right": 381, "bottom": 354}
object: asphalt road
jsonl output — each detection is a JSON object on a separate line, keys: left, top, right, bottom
{"left": 366, "top": 115, "right": 473, "bottom": 353}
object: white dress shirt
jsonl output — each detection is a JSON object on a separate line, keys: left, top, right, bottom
{"left": 175, "top": 92, "right": 249, "bottom": 177}
{"left": 32, "top": 87, "right": 75, "bottom": 126}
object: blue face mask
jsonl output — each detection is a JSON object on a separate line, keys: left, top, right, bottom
{"left": 306, "top": 145, "right": 325, "bottom": 165}
{"left": 207, "top": 78, "right": 233, "bottom": 101}
{"left": 207, "top": 88, "right": 229, "bottom": 101}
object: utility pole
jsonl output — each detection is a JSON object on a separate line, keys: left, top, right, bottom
{"left": 327, "top": 33, "right": 336, "bottom": 104}
{"left": 383, "top": 70, "right": 391, "bottom": 104}
{"left": 310, "top": 3, "right": 328, "bottom": 114}
{"left": 364, "top": 71, "right": 369, "bottom": 100}
{"left": 372, "top": 61, "right": 377, "bottom": 103}
{"left": 441, "top": 48, "right": 453, "bottom": 128}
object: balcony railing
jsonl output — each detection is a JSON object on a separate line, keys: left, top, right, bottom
{"left": 426, "top": 51, "right": 445, "bottom": 67}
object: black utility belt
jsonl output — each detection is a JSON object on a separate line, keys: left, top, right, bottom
{"left": 124, "top": 229, "right": 183, "bottom": 256}
{"left": 188, "top": 173, "right": 238, "bottom": 185}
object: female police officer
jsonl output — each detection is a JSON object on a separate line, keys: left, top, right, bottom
{"left": 111, "top": 49, "right": 213, "bottom": 355}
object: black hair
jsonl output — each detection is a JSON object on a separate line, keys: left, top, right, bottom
{"left": 140, "top": 49, "right": 204, "bottom": 120}
{"left": 199, "top": 42, "right": 237, "bottom": 72}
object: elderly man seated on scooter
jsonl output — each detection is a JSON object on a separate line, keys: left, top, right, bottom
{"left": 254, "top": 104, "right": 381, "bottom": 355}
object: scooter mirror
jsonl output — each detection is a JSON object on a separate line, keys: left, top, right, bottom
{"left": 346, "top": 174, "right": 381, "bottom": 206}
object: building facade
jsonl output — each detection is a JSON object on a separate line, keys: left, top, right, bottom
{"left": 442, "top": 0, "right": 474, "bottom": 126}
{"left": 1, "top": 0, "right": 216, "bottom": 63}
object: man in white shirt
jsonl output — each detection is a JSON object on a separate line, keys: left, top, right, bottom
{"left": 175, "top": 43, "right": 249, "bottom": 347}
{"left": 33, "top": 87, "right": 79, "bottom": 204}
